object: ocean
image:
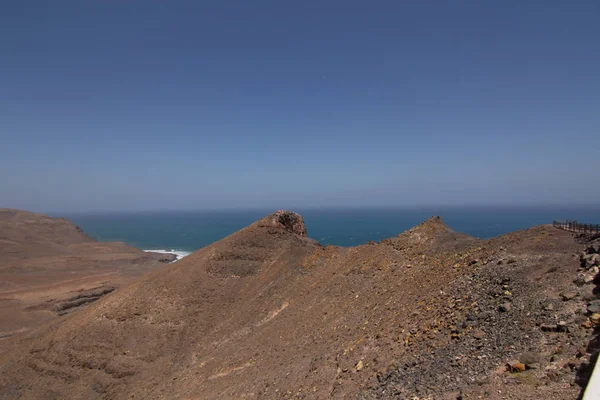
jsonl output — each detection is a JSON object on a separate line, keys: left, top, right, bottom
{"left": 59, "top": 206, "right": 600, "bottom": 258}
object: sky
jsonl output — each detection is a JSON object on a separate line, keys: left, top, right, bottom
{"left": 1, "top": 1, "right": 599, "bottom": 212}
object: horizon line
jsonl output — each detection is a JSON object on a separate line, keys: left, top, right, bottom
{"left": 35, "top": 203, "right": 600, "bottom": 215}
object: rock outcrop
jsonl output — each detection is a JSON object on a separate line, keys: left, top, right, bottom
{"left": 268, "top": 209, "right": 308, "bottom": 236}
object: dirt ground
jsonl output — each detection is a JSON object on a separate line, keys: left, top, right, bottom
{"left": 1, "top": 210, "right": 599, "bottom": 399}
{"left": 0, "top": 209, "right": 172, "bottom": 351}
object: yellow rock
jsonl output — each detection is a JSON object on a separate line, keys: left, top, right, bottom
{"left": 507, "top": 361, "right": 526, "bottom": 372}
{"left": 355, "top": 360, "right": 364, "bottom": 371}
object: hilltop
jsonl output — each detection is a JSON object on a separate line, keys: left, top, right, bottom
{"left": 0, "top": 209, "right": 174, "bottom": 344}
{"left": 0, "top": 210, "right": 598, "bottom": 399}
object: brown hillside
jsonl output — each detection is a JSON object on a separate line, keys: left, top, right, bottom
{"left": 0, "top": 210, "right": 597, "bottom": 399}
{"left": 0, "top": 209, "right": 173, "bottom": 345}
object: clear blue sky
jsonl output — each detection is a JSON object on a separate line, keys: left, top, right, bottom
{"left": 2, "top": 1, "right": 599, "bottom": 212}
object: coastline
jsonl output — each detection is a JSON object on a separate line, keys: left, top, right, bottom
{"left": 143, "top": 249, "right": 192, "bottom": 262}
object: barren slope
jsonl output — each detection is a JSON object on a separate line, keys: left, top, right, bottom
{"left": 0, "top": 211, "right": 597, "bottom": 399}
{"left": 0, "top": 209, "right": 173, "bottom": 345}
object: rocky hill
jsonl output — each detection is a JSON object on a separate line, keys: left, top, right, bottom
{"left": 0, "top": 209, "right": 174, "bottom": 345}
{"left": 0, "top": 210, "right": 598, "bottom": 399}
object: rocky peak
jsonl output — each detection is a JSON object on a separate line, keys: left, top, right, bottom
{"left": 269, "top": 210, "right": 307, "bottom": 237}
{"left": 408, "top": 215, "right": 451, "bottom": 234}
{"left": 426, "top": 215, "right": 443, "bottom": 223}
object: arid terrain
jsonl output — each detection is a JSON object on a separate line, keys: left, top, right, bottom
{"left": 1, "top": 209, "right": 599, "bottom": 399}
{"left": 0, "top": 209, "right": 174, "bottom": 347}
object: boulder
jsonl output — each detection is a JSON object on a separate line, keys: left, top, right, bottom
{"left": 581, "top": 320, "right": 592, "bottom": 329}
{"left": 561, "top": 291, "right": 578, "bottom": 301}
{"left": 507, "top": 360, "right": 526, "bottom": 372}
{"left": 581, "top": 253, "right": 600, "bottom": 268}
{"left": 270, "top": 210, "right": 307, "bottom": 236}
{"left": 587, "top": 300, "right": 600, "bottom": 314}
{"left": 581, "top": 286, "right": 598, "bottom": 301}
{"left": 586, "top": 244, "right": 600, "bottom": 254}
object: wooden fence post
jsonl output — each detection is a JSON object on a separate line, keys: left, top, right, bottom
{"left": 553, "top": 220, "right": 600, "bottom": 233}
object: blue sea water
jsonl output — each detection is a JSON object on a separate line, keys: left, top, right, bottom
{"left": 58, "top": 206, "right": 600, "bottom": 256}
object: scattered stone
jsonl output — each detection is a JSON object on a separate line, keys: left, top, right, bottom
{"left": 541, "top": 324, "right": 557, "bottom": 332}
{"left": 2, "top": 213, "right": 597, "bottom": 399}
{"left": 355, "top": 360, "right": 364, "bottom": 371}
{"left": 585, "top": 254, "right": 600, "bottom": 268}
{"left": 584, "top": 274, "right": 595, "bottom": 284}
{"left": 547, "top": 370, "right": 561, "bottom": 382}
{"left": 581, "top": 286, "right": 598, "bottom": 301}
{"left": 591, "top": 314, "right": 600, "bottom": 326}
{"left": 581, "top": 320, "right": 592, "bottom": 329}
{"left": 472, "top": 329, "right": 486, "bottom": 339}
{"left": 574, "top": 275, "right": 586, "bottom": 286}
{"left": 507, "top": 360, "right": 526, "bottom": 372}
{"left": 587, "top": 300, "right": 600, "bottom": 314}
{"left": 568, "top": 359, "right": 584, "bottom": 372}
{"left": 556, "top": 321, "right": 568, "bottom": 332}
{"left": 561, "top": 291, "right": 578, "bottom": 301}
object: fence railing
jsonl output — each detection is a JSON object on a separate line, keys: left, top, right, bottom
{"left": 553, "top": 220, "right": 600, "bottom": 234}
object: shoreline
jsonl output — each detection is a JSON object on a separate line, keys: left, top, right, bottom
{"left": 143, "top": 249, "right": 192, "bottom": 262}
